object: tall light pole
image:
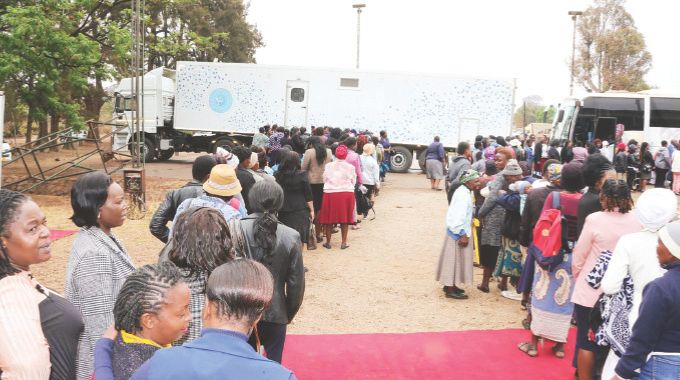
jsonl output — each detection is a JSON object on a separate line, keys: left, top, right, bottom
{"left": 568, "top": 10, "right": 583, "bottom": 96}
{"left": 353, "top": 4, "right": 366, "bottom": 69}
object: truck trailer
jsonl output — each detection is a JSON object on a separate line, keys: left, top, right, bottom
{"left": 113, "top": 62, "right": 515, "bottom": 172}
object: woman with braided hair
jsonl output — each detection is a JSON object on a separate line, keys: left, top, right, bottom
{"left": 0, "top": 189, "right": 83, "bottom": 379}
{"left": 93, "top": 262, "right": 190, "bottom": 380}
{"left": 238, "top": 180, "right": 305, "bottom": 363}
{"left": 571, "top": 179, "right": 641, "bottom": 379}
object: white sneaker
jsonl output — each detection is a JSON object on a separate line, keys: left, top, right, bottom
{"left": 501, "top": 290, "right": 523, "bottom": 301}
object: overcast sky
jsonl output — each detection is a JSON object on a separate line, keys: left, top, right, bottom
{"left": 247, "top": 0, "right": 680, "bottom": 107}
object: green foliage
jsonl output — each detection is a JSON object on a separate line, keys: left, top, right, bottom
{"left": 575, "top": 0, "right": 652, "bottom": 92}
{"left": 0, "top": 0, "right": 262, "bottom": 133}
{"left": 513, "top": 96, "right": 555, "bottom": 129}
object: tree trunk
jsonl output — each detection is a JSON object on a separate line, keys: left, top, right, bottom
{"left": 50, "top": 113, "right": 60, "bottom": 152}
{"left": 25, "top": 111, "right": 33, "bottom": 144}
{"left": 38, "top": 119, "right": 48, "bottom": 150}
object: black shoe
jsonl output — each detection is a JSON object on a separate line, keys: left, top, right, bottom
{"left": 446, "top": 291, "right": 469, "bottom": 300}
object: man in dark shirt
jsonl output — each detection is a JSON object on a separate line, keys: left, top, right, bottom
{"left": 149, "top": 155, "right": 216, "bottom": 242}
{"left": 233, "top": 146, "right": 256, "bottom": 211}
{"left": 614, "top": 220, "right": 680, "bottom": 379}
{"left": 577, "top": 154, "right": 614, "bottom": 237}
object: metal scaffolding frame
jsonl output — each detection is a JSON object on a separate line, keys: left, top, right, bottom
{"left": 2, "top": 119, "right": 134, "bottom": 193}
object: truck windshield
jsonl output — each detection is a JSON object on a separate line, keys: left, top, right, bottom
{"left": 115, "top": 96, "right": 134, "bottom": 113}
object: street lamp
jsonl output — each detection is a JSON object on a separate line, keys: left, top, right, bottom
{"left": 353, "top": 4, "right": 366, "bottom": 69}
{"left": 568, "top": 10, "right": 583, "bottom": 96}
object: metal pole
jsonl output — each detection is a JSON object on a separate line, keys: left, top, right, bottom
{"left": 356, "top": 8, "right": 362, "bottom": 69}
{"left": 569, "top": 14, "right": 578, "bottom": 96}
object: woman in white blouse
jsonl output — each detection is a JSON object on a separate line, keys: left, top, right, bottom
{"left": 0, "top": 189, "right": 83, "bottom": 379}
{"left": 360, "top": 143, "right": 380, "bottom": 201}
{"left": 600, "top": 188, "right": 678, "bottom": 379}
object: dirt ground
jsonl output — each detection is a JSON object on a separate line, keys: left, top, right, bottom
{"left": 24, "top": 153, "right": 527, "bottom": 335}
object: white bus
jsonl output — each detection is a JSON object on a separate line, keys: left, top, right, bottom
{"left": 550, "top": 91, "right": 680, "bottom": 149}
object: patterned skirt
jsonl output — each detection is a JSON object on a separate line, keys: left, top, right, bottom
{"left": 493, "top": 237, "right": 523, "bottom": 278}
{"left": 530, "top": 253, "right": 574, "bottom": 343}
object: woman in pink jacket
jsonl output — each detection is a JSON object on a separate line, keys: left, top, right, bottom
{"left": 571, "top": 179, "right": 641, "bottom": 380}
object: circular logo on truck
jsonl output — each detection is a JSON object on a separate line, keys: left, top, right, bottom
{"left": 209, "top": 88, "right": 233, "bottom": 113}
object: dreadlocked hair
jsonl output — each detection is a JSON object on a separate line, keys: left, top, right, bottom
{"left": 248, "top": 181, "right": 284, "bottom": 262}
{"left": 600, "top": 179, "right": 633, "bottom": 214}
{"left": 0, "top": 189, "right": 29, "bottom": 280}
{"left": 113, "top": 261, "right": 184, "bottom": 334}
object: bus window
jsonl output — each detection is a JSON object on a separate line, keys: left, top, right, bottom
{"left": 580, "top": 97, "right": 645, "bottom": 132}
{"left": 650, "top": 97, "right": 680, "bottom": 129}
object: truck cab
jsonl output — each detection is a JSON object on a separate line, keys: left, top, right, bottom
{"left": 113, "top": 67, "right": 176, "bottom": 161}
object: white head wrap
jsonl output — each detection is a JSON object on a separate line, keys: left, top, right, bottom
{"left": 634, "top": 188, "right": 678, "bottom": 232}
{"left": 659, "top": 220, "right": 680, "bottom": 259}
{"left": 215, "top": 147, "right": 240, "bottom": 169}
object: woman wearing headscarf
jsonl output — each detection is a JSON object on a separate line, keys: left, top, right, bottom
{"left": 599, "top": 188, "right": 678, "bottom": 379}
{"left": 492, "top": 160, "right": 524, "bottom": 298}
{"left": 436, "top": 170, "right": 481, "bottom": 300}
{"left": 478, "top": 147, "right": 514, "bottom": 293}
{"left": 612, "top": 220, "right": 680, "bottom": 380}
{"left": 518, "top": 162, "right": 585, "bottom": 358}
{"left": 571, "top": 180, "right": 641, "bottom": 380}
{"left": 318, "top": 144, "right": 357, "bottom": 249}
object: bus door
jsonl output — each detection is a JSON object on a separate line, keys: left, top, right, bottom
{"left": 594, "top": 117, "right": 617, "bottom": 142}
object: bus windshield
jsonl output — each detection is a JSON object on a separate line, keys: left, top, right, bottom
{"left": 552, "top": 104, "right": 576, "bottom": 143}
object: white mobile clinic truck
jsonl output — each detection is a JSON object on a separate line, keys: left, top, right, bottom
{"left": 113, "top": 62, "right": 515, "bottom": 172}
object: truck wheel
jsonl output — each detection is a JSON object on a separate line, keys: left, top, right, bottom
{"left": 142, "top": 137, "right": 156, "bottom": 162}
{"left": 212, "top": 137, "right": 236, "bottom": 153}
{"left": 158, "top": 149, "right": 174, "bottom": 161}
{"left": 390, "top": 146, "right": 412, "bottom": 173}
{"left": 418, "top": 150, "right": 427, "bottom": 173}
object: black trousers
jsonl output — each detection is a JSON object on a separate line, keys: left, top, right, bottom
{"left": 248, "top": 321, "right": 287, "bottom": 363}
{"left": 655, "top": 168, "right": 668, "bottom": 188}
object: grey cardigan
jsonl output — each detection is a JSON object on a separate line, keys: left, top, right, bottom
{"left": 65, "top": 226, "right": 135, "bottom": 380}
{"left": 478, "top": 175, "right": 508, "bottom": 247}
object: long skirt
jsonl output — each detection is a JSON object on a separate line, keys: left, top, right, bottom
{"left": 318, "top": 192, "right": 356, "bottom": 225}
{"left": 530, "top": 253, "right": 574, "bottom": 343}
{"left": 426, "top": 159, "right": 444, "bottom": 179}
{"left": 436, "top": 234, "right": 474, "bottom": 287}
{"left": 493, "top": 237, "right": 523, "bottom": 278}
{"left": 279, "top": 209, "right": 310, "bottom": 244}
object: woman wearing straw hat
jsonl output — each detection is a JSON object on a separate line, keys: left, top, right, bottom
{"left": 172, "top": 164, "right": 243, "bottom": 225}
{"left": 318, "top": 144, "right": 357, "bottom": 250}
{"left": 436, "top": 169, "right": 481, "bottom": 300}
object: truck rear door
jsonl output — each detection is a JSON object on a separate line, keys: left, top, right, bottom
{"left": 284, "top": 80, "right": 309, "bottom": 128}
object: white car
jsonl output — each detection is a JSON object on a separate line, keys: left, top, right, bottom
{"left": 2, "top": 142, "right": 11, "bottom": 161}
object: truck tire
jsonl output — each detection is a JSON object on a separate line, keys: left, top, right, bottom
{"left": 212, "top": 137, "right": 236, "bottom": 153}
{"left": 142, "top": 137, "right": 156, "bottom": 163}
{"left": 158, "top": 149, "right": 174, "bottom": 161}
{"left": 418, "top": 150, "right": 427, "bottom": 173}
{"left": 390, "top": 146, "right": 412, "bottom": 173}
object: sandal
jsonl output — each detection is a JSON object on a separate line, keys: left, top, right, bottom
{"left": 551, "top": 345, "right": 565, "bottom": 359}
{"left": 476, "top": 285, "right": 490, "bottom": 293}
{"left": 323, "top": 243, "right": 331, "bottom": 249}
{"left": 498, "top": 283, "right": 508, "bottom": 292}
{"left": 341, "top": 243, "right": 350, "bottom": 250}
{"left": 521, "top": 318, "right": 531, "bottom": 330}
{"left": 517, "top": 342, "right": 538, "bottom": 357}
{"left": 316, "top": 236, "right": 324, "bottom": 243}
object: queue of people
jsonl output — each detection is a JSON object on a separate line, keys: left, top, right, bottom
{"left": 0, "top": 124, "right": 392, "bottom": 380}
{"left": 437, "top": 132, "right": 680, "bottom": 379}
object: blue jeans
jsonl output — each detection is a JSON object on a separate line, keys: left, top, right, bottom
{"left": 637, "top": 355, "right": 680, "bottom": 379}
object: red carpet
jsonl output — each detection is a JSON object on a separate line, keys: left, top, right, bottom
{"left": 283, "top": 329, "right": 577, "bottom": 380}
{"left": 50, "top": 229, "right": 77, "bottom": 240}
